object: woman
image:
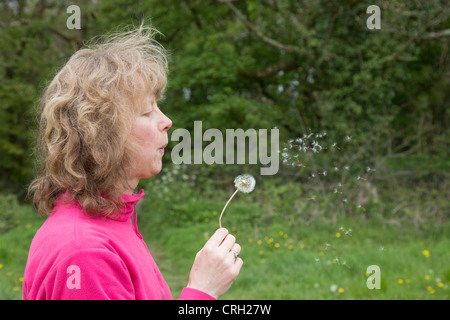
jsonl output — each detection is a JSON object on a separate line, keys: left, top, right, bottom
{"left": 23, "top": 25, "right": 243, "bottom": 300}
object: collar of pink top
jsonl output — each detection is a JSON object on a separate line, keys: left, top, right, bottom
{"left": 55, "top": 189, "right": 146, "bottom": 239}
{"left": 119, "top": 189, "right": 145, "bottom": 239}
{"left": 115, "top": 189, "right": 145, "bottom": 222}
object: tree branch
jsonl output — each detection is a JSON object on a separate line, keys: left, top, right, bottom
{"left": 185, "top": 0, "right": 203, "bottom": 30}
{"left": 384, "top": 5, "right": 450, "bottom": 62}
{"left": 218, "top": 0, "right": 298, "bottom": 54}
{"left": 242, "top": 59, "right": 298, "bottom": 79}
{"left": 422, "top": 29, "right": 450, "bottom": 40}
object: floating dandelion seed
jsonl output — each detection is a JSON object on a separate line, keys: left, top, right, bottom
{"left": 219, "top": 174, "right": 256, "bottom": 228}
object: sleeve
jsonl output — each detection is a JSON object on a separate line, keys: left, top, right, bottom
{"left": 178, "top": 287, "right": 216, "bottom": 300}
{"left": 44, "top": 249, "right": 135, "bottom": 300}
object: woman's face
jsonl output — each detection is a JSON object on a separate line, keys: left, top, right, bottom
{"left": 129, "top": 93, "right": 172, "bottom": 181}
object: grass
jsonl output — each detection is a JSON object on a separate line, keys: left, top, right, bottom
{"left": 139, "top": 196, "right": 450, "bottom": 300}
{"left": 0, "top": 195, "right": 45, "bottom": 299}
{"left": 0, "top": 192, "right": 448, "bottom": 300}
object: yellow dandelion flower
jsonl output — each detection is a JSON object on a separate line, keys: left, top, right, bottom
{"left": 274, "top": 243, "right": 280, "bottom": 248}
{"left": 422, "top": 249, "right": 430, "bottom": 258}
{"left": 25, "top": 224, "right": 31, "bottom": 229}
{"left": 278, "top": 231, "right": 284, "bottom": 236}
{"left": 336, "top": 232, "right": 341, "bottom": 238}
{"left": 288, "top": 245, "right": 293, "bottom": 250}
{"left": 438, "top": 282, "right": 444, "bottom": 288}
{"left": 257, "top": 240, "right": 262, "bottom": 245}
{"left": 283, "top": 234, "right": 288, "bottom": 239}
{"left": 338, "top": 288, "right": 344, "bottom": 293}
{"left": 19, "top": 277, "right": 23, "bottom": 282}
{"left": 365, "top": 272, "right": 371, "bottom": 277}
{"left": 299, "top": 243, "right": 305, "bottom": 249}
{"left": 319, "top": 251, "right": 324, "bottom": 256}
{"left": 398, "top": 279, "right": 404, "bottom": 284}
{"left": 248, "top": 238, "right": 253, "bottom": 243}
{"left": 0, "top": 263, "right": 3, "bottom": 269}
{"left": 260, "top": 259, "right": 265, "bottom": 263}
{"left": 259, "top": 250, "right": 264, "bottom": 255}
{"left": 425, "top": 275, "right": 431, "bottom": 280}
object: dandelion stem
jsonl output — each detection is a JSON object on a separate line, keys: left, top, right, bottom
{"left": 219, "top": 188, "right": 240, "bottom": 228}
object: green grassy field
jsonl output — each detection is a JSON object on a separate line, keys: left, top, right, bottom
{"left": 141, "top": 199, "right": 449, "bottom": 300}
{"left": 1, "top": 193, "right": 448, "bottom": 300}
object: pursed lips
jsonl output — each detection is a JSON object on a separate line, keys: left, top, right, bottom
{"left": 159, "top": 142, "right": 168, "bottom": 154}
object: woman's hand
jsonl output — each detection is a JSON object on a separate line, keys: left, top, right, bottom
{"left": 187, "top": 228, "right": 243, "bottom": 299}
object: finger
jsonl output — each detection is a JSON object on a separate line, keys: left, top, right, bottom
{"left": 219, "top": 234, "right": 236, "bottom": 252}
{"left": 234, "top": 257, "right": 243, "bottom": 271}
{"left": 230, "top": 243, "right": 241, "bottom": 255}
{"left": 205, "top": 228, "right": 229, "bottom": 248}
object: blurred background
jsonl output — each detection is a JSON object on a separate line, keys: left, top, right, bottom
{"left": 0, "top": 0, "right": 448, "bottom": 299}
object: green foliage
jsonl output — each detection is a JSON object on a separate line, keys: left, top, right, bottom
{"left": 1, "top": 0, "right": 448, "bottom": 197}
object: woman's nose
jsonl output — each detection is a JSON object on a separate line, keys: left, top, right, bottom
{"left": 161, "top": 111, "right": 172, "bottom": 132}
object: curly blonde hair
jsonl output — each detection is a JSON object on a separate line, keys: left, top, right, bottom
{"left": 28, "top": 25, "right": 168, "bottom": 217}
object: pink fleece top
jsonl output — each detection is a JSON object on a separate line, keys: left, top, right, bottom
{"left": 22, "top": 189, "right": 214, "bottom": 300}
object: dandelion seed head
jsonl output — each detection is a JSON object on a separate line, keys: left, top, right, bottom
{"left": 234, "top": 174, "right": 256, "bottom": 193}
